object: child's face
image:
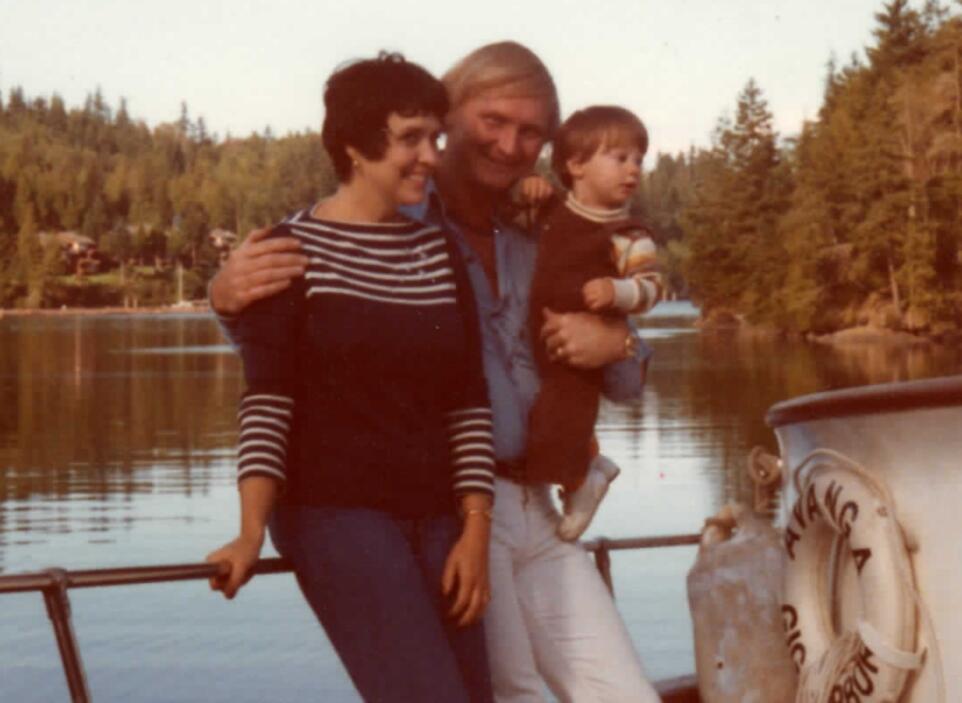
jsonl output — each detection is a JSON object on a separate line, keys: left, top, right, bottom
{"left": 569, "top": 141, "right": 643, "bottom": 210}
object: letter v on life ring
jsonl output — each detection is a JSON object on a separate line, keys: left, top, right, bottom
{"left": 781, "top": 459, "right": 920, "bottom": 703}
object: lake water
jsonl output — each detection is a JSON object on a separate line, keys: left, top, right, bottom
{"left": 2, "top": 302, "right": 961, "bottom": 702}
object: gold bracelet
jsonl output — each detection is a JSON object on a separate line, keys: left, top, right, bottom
{"left": 623, "top": 332, "right": 639, "bottom": 360}
{"left": 461, "top": 507, "right": 493, "bottom": 522}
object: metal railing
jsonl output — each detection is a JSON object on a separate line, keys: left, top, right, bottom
{"left": 0, "top": 533, "right": 701, "bottom": 703}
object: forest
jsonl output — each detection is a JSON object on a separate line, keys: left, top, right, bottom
{"left": 1, "top": 0, "right": 960, "bottom": 336}
{"left": 0, "top": 90, "right": 336, "bottom": 308}
{"left": 644, "top": 0, "right": 962, "bottom": 336}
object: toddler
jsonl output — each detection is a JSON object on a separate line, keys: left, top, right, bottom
{"left": 525, "top": 105, "right": 663, "bottom": 540}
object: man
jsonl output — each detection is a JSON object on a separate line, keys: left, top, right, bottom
{"left": 210, "top": 42, "right": 660, "bottom": 703}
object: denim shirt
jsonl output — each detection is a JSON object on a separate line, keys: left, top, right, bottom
{"left": 403, "top": 183, "right": 650, "bottom": 464}
{"left": 215, "top": 187, "right": 651, "bottom": 465}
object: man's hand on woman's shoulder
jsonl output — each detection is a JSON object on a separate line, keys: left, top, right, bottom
{"left": 210, "top": 227, "right": 308, "bottom": 315}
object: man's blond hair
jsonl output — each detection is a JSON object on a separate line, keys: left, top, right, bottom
{"left": 442, "top": 41, "right": 559, "bottom": 131}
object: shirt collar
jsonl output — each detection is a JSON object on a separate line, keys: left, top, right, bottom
{"left": 402, "top": 179, "right": 447, "bottom": 228}
{"left": 565, "top": 192, "right": 630, "bottom": 223}
{"left": 406, "top": 178, "right": 520, "bottom": 235}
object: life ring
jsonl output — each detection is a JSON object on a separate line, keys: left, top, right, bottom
{"left": 781, "top": 452, "right": 921, "bottom": 703}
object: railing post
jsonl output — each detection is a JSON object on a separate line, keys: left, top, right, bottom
{"left": 592, "top": 538, "right": 614, "bottom": 597}
{"left": 41, "top": 569, "right": 90, "bottom": 703}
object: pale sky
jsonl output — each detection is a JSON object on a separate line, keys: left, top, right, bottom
{"left": 0, "top": 0, "right": 907, "bottom": 158}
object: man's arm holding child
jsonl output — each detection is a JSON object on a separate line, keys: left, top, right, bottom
{"left": 540, "top": 309, "right": 651, "bottom": 401}
{"left": 518, "top": 175, "right": 653, "bottom": 400}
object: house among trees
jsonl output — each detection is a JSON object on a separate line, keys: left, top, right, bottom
{"left": 37, "top": 231, "right": 105, "bottom": 275}
{"left": 208, "top": 228, "right": 237, "bottom": 262}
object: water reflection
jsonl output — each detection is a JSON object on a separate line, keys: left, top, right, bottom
{"left": 0, "top": 314, "right": 243, "bottom": 572}
{"left": 2, "top": 305, "right": 962, "bottom": 699}
{"left": 629, "top": 309, "right": 962, "bottom": 512}
{"left": 5, "top": 309, "right": 957, "bottom": 500}
{"left": 4, "top": 307, "right": 961, "bottom": 564}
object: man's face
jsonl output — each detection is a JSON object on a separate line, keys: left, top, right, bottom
{"left": 444, "top": 91, "right": 552, "bottom": 194}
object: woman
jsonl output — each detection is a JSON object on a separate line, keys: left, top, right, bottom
{"left": 206, "top": 53, "right": 495, "bottom": 703}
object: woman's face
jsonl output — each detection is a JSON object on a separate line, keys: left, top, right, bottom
{"left": 354, "top": 112, "right": 443, "bottom": 206}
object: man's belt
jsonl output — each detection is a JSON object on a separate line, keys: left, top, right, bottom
{"left": 495, "top": 458, "right": 529, "bottom": 483}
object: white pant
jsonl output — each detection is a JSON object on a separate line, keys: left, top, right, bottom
{"left": 485, "top": 478, "right": 662, "bottom": 703}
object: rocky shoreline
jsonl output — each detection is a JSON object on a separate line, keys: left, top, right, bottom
{"left": 695, "top": 308, "right": 945, "bottom": 346}
{"left": 807, "top": 326, "right": 931, "bottom": 346}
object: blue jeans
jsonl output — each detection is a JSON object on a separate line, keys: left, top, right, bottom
{"left": 269, "top": 505, "right": 493, "bottom": 703}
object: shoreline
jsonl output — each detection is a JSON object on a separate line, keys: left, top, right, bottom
{"left": 697, "top": 314, "right": 943, "bottom": 346}
{"left": 4, "top": 304, "right": 953, "bottom": 346}
{"left": 0, "top": 303, "right": 211, "bottom": 317}
{"left": 807, "top": 325, "right": 933, "bottom": 346}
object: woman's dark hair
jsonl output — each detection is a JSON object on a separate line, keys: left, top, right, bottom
{"left": 322, "top": 52, "right": 449, "bottom": 182}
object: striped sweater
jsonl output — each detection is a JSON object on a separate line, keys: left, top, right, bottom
{"left": 563, "top": 193, "right": 664, "bottom": 313}
{"left": 232, "top": 207, "right": 494, "bottom": 516}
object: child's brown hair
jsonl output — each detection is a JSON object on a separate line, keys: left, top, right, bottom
{"left": 551, "top": 106, "right": 648, "bottom": 188}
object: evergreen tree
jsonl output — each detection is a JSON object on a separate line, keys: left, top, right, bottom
{"left": 177, "top": 101, "right": 190, "bottom": 137}
{"left": 15, "top": 210, "right": 45, "bottom": 307}
{"left": 195, "top": 116, "right": 208, "bottom": 143}
{"left": 7, "top": 87, "right": 26, "bottom": 116}
{"left": 778, "top": 121, "right": 857, "bottom": 331}
{"left": 682, "top": 80, "right": 791, "bottom": 320}
{"left": 116, "top": 98, "right": 130, "bottom": 129}
{"left": 642, "top": 152, "right": 692, "bottom": 296}
{"left": 49, "top": 94, "right": 67, "bottom": 132}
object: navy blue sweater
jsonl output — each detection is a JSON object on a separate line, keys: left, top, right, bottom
{"left": 232, "top": 208, "right": 494, "bottom": 517}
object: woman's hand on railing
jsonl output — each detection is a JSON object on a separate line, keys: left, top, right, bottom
{"left": 205, "top": 533, "right": 264, "bottom": 599}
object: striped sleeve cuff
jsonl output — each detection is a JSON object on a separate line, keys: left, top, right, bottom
{"left": 625, "top": 272, "right": 665, "bottom": 314}
{"left": 612, "top": 277, "right": 642, "bottom": 313}
{"left": 617, "top": 235, "right": 665, "bottom": 314}
{"left": 237, "top": 392, "right": 294, "bottom": 484}
{"left": 445, "top": 407, "right": 495, "bottom": 498}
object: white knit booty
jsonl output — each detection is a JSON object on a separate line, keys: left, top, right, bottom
{"left": 557, "top": 454, "right": 621, "bottom": 541}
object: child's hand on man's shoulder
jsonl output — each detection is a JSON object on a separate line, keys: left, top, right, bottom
{"left": 517, "top": 175, "right": 555, "bottom": 206}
